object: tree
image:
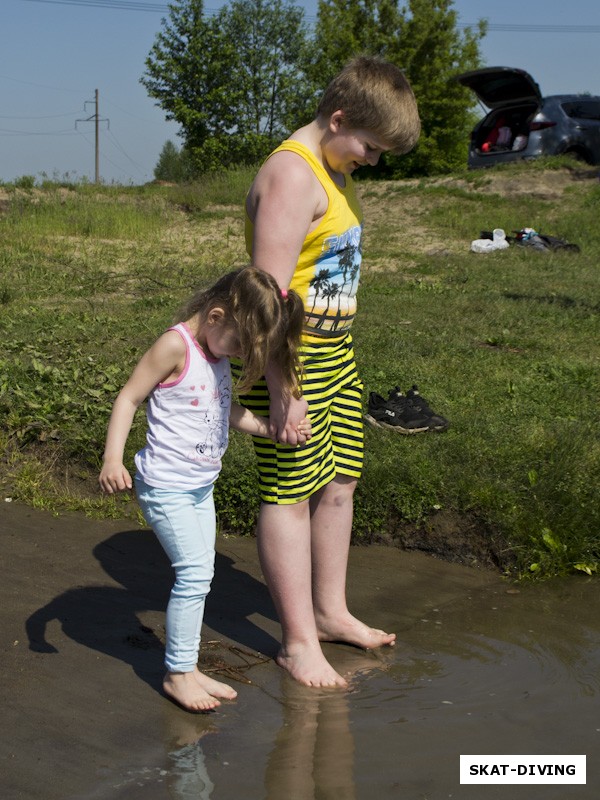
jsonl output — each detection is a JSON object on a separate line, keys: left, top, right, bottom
{"left": 141, "top": 1, "right": 231, "bottom": 153}
{"left": 311, "top": 0, "right": 487, "bottom": 176}
{"left": 218, "top": 0, "right": 313, "bottom": 137}
{"left": 390, "top": 0, "right": 486, "bottom": 176}
{"left": 310, "top": 0, "right": 403, "bottom": 84}
{"left": 153, "top": 139, "right": 194, "bottom": 182}
{"left": 141, "top": 0, "right": 311, "bottom": 172}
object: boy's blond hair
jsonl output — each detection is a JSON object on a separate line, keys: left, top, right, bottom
{"left": 317, "top": 55, "right": 420, "bottom": 155}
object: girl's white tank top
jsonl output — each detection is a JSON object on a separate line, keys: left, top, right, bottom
{"left": 134, "top": 322, "right": 231, "bottom": 490}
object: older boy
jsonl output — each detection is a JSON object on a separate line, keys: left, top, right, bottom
{"left": 241, "top": 56, "right": 420, "bottom": 687}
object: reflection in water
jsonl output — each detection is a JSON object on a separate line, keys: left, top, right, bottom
{"left": 162, "top": 707, "right": 217, "bottom": 799}
{"left": 265, "top": 685, "right": 355, "bottom": 800}
{"left": 264, "top": 650, "right": 384, "bottom": 800}
{"left": 395, "top": 577, "right": 600, "bottom": 701}
{"left": 97, "top": 556, "right": 600, "bottom": 800}
{"left": 158, "top": 648, "right": 386, "bottom": 800}
{"left": 166, "top": 742, "right": 214, "bottom": 799}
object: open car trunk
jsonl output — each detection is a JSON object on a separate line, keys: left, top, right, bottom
{"left": 457, "top": 67, "right": 543, "bottom": 156}
{"left": 473, "top": 103, "right": 539, "bottom": 154}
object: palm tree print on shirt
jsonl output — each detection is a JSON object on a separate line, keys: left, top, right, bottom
{"left": 308, "top": 227, "right": 362, "bottom": 332}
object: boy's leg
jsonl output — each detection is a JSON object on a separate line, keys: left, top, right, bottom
{"left": 257, "top": 499, "right": 348, "bottom": 688}
{"left": 310, "top": 476, "right": 396, "bottom": 649}
{"left": 308, "top": 346, "right": 395, "bottom": 650}
{"left": 239, "top": 335, "right": 391, "bottom": 684}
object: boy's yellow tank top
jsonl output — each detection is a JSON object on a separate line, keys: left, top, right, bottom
{"left": 245, "top": 140, "right": 363, "bottom": 340}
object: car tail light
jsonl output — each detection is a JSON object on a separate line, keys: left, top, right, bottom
{"left": 529, "top": 120, "right": 557, "bottom": 131}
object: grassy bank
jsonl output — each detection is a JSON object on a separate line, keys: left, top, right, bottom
{"left": 1, "top": 160, "right": 598, "bottom": 578}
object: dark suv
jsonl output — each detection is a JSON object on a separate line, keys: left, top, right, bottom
{"left": 457, "top": 66, "right": 600, "bottom": 168}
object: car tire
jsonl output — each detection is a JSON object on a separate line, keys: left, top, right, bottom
{"left": 563, "top": 148, "right": 592, "bottom": 164}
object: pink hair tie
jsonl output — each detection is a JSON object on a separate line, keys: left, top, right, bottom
{"left": 280, "top": 288, "right": 288, "bottom": 299}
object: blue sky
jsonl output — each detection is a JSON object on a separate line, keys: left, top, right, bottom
{"left": 2, "top": 0, "right": 599, "bottom": 184}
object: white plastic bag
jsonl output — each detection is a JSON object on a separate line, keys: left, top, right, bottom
{"left": 492, "top": 228, "right": 509, "bottom": 249}
{"left": 470, "top": 239, "right": 497, "bottom": 253}
{"left": 470, "top": 228, "right": 509, "bottom": 253}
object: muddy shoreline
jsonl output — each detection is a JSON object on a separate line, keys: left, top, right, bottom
{"left": 1, "top": 500, "right": 504, "bottom": 799}
{"left": 3, "top": 500, "right": 598, "bottom": 800}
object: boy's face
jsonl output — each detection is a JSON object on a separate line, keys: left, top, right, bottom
{"left": 325, "top": 111, "right": 392, "bottom": 174}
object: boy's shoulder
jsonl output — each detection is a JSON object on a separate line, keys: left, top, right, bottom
{"left": 259, "top": 143, "right": 318, "bottom": 177}
{"left": 250, "top": 144, "right": 325, "bottom": 201}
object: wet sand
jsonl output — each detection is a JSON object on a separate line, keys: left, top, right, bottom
{"left": 1, "top": 502, "right": 598, "bottom": 799}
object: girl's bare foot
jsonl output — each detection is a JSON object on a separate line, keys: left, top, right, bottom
{"left": 163, "top": 671, "right": 222, "bottom": 713}
{"left": 193, "top": 666, "right": 237, "bottom": 700}
{"left": 316, "top": 612, "right": 396, "bottom": 650}
{"left": 276, "top": 642, "right": 348, "bottom": 688}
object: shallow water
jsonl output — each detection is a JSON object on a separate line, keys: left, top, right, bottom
{"left": 2, "top": 506, "right": 598, "bottom": 800}
{"left": 87, "top": 561, "right": 600, "bottom": 800}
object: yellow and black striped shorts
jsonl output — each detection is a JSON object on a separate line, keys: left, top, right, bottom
{"left": 232, "top": 333, "right": 364, "bottom": 504}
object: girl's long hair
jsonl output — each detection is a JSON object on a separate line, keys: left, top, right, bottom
{"left": 177, "top": 267, "right": 305, "bottom": 396}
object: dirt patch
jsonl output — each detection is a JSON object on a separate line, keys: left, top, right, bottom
{"left": 0, "top": 442, "right": 511, "bottom": 574}
{"left": 370, "top": 509, "right": 514, "bottom": 573}
{"left": 354, "top": 165, "right": 598, "bottom": 268}
{"left": 356, "top": 164, "right": 599, "bottom": 207}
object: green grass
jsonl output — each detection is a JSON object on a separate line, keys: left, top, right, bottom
{"left": 1, "top": 162, "right": 598, "bottom": 579}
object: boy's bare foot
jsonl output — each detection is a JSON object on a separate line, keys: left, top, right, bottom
{"left": 193, "top": 667, "right": 238, "bottom": 700}
{"left": 163, "top": 670, "right": 227, "bottom": 713}
{"left": 316, "top": 612, "right": 396, "bottom": 650}
{"left": 276, "top": 642, "right": 348, "bottom": 688}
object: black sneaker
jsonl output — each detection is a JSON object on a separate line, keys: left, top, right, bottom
{"left": 365, "top": 392, "right": 430, "bottom": 434}
{"left": 389, "top": 385, "right": 450, "bottom": 432}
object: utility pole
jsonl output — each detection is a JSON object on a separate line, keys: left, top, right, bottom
{"left": 94, "top": 89, "right": 99, "bottom": 184}
{"left": 76, "top": 90, "right": 109, "bottom": 183}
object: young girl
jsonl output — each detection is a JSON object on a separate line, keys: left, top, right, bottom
{"left": 99, "top": 268, "right": 307, "bottom": 713}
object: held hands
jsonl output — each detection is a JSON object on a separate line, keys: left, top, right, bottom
{"left": 99, "top": 461, "right": 133, "bottom": 494}
{"left": 296, "top": 416, "right": 312, "bottom": 441}
{"left": 273, "top": 415, "right": 312, "bottom": 446}
{"left": 269, "top": 393, "right": 310, "bottom": 446}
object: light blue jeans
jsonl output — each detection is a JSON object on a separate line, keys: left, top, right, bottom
{"left": 135, "top": 475, "right": 216, "bottom": 673}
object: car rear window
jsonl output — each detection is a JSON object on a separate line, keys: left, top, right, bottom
{"left": 476, "top": 77, "right": 534, "bottom": 104}
{"left": 561, "top": 100, "right": 600, "bottom": 121}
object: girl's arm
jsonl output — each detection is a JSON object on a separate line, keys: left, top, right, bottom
{"left": 99, "top": 331, "right": 185, "bottom": 494}
{"left": 229, "top": 402, "right": 311, "bottom": 441}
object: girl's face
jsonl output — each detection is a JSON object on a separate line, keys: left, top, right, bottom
{"left": 204, "top": 319, "right": 242, "bottom": 360}
{"left": 197, "top": 307, "right": 242, "bottom": 360}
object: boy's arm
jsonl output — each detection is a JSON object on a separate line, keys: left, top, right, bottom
{"left": 247, "top": 150, "right": 323, "bottom": 284}
{"left": 99, "top": 331, "right": 185, "bottom": 494}
{"left": 247, "top": 151, "right": 323, "bottom": 444}
{"left": 263, "top": 361, "right": 308, "bottom": 444}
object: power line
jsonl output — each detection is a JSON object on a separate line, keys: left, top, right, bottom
{"left": 21, "top": 0, "right": 222, "bottom": 13}
{"left": 0, "top": 127, "right": 79, "bottom": 136}
{"left": 0, "top": 72, "right": 85, "bottom": 93}
{"left": 79, "top": 131, "right": 148, "bottom": 180}
{"left": 19, "top": 0, "right": 600, "bottom": 32}
{"left": 23, "top": 0, "right": 170, "bottom": 10}
{"left": 106, "top": 128, "right": 148, "bottom": 175}
{"left": 77, "top": 128, "right": 136, "bottom": 179}
{"left": 458, "top": 22, "right": 600, "bottom": 33}
{"left": 0, "top": 111, "right": 80, "bottom": 120}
